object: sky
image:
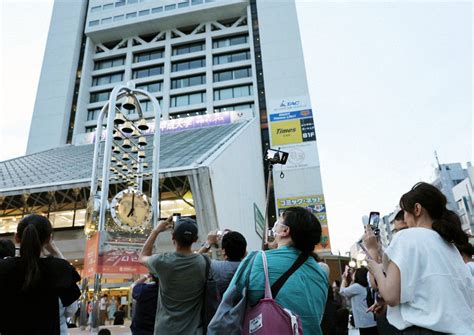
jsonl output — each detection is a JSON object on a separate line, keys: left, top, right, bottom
{"left": 0, "top": 0, "right": 472, "bottom": 253}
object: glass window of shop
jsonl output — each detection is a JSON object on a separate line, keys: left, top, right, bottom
{"left": 0, "top": 209, "right": 86, "bottom": 234}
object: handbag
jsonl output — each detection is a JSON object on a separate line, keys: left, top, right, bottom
{"left": 207, "top": 251, "right": 258, "bottom": 335}
{"left": 242, "top": 251, "right": 306, "bottom": 335}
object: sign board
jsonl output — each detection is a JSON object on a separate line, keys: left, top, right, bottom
{"left": 277, "top": 194, "right": 331, "bottom": 253}
{"left": 254, "top": 203, "right": 265, "bottom": 238}
{"left": 83, "top": 231, "right": 149, "bottom": 277}
{"left": 268, "top": 97, "right": 319, "bottom": 170}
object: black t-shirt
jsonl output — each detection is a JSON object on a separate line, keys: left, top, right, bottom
{"left": 0, "top": 257, "right": 81, "bottom": 335}
{"left": 131, "top": 282, "right": 158, "bottom": 335}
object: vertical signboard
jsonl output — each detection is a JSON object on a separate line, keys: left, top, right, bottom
{"left": 277, "top": 195, "right": 331, "bottom": 253}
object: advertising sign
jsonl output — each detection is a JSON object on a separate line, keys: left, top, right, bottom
{"left": 254, "top": 203, "right": 265, "bottom": 238}
{"left": 268, "top": 96, "right": 319, "bottom": 170}
{"left": 83, "top": 231, "right": 149, "bottom": 277}
{"left": 277, "top": 194, "right": 331, "bottom": 253}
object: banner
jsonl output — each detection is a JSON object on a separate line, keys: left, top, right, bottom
{"left": 277, "top": 194, "right": 331, "bottom": 253}
{"left": 268, "top": 96, "right": 319, "bottom": 170}
{"left": 83, "top": 231, "right": 149, "bottom": 276}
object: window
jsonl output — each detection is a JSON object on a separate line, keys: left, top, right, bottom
{"left": 90, "top": 90, "right": 111, "bottom": 103}
{"left": 92, "top": 72, "right": 123, "bottom": 86}
{"left": 87, "top": 108, "right": 101, "bottom": 121}
{"left": 126, "top": 12, "right": 137, "bottom": 19}
{"left": 170, "top": 92, "right": 206, "bottom": 107}
{"left": 191, "top": 0, "right": 203, "bottom": 4}
{"left": 214, "top": 85, "right": 253, "bottom": 101}
{"left": 115, "top": 0, "right": 126, "bottom": 7}
{"left": 85, "top": 126, "right": 97, "bottom": 133}
{"left": 129, "top": 99, "right": 162, "bottom": 114}
{"left": 212, "top": 35, "right": 248, "bottom": 48}
{"left": 136, "top": 81, "right": 162, "bottom": 93}
{"left": 133, "top": 49, "right": 163, "bottom": 63}
{"left": 114, "top": 15, "right": 124, "bottom": 21}
{"left": 101, "top": 17, "right": 112, "bottom": 24}
{"left": 213, "top": 67, "right": 251, "bottom": 82}
{"left": 171, "top": 74, "right": 206, "bottom": 89}
{"left": 139, "top": 9, "right": 150, "bottom": 16}
{"left": 165, "top": 4, "right": 176, "bottom": 11}
{"left": 89, "top": 20, "right": 100, "bottom": 27}
{"left": 132, "top": 65, "right": 164, "bottom": 79}
{"left": 172, "top": 42, "right": 204, "bottom": 56}
{"left": 128, "top": 0, "right": 138, "bottom": 3}
{"left": 91, "top": 5, "right": 101, "bottom": 12}
{"left": 178, "top": 1, "right": 189, "bottom": 8}
{"left": 151, "top": 6, "right": 162, "bottom": 13}
{"left": 213, "top": 50, "right": 250, "bottom": 65}
{"left": 171, "top": 58, "right": 205, "bottom": 72}
{"left": 214, "top": 103, "right": 254, "bottom": 113}
{"left": 103, "top": 3, "right": 114, "bottom": 10}
{"left": 94, "top": 57, "right": 125, "bottom": 70}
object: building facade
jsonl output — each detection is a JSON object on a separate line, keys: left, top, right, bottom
{"left": 22, "top": 0, "right": 330, "bottom": 252}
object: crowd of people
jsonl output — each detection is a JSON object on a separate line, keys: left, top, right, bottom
{"left": 0, "top": 181, "right": 473, "bottom": 335}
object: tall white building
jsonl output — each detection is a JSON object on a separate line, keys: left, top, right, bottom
{"left": 22, "top": 0, "right": 331, "bottom": 252}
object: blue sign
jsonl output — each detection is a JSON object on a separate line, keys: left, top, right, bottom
{"left": 269, "top": 109, "right": 313, "bottom": 122}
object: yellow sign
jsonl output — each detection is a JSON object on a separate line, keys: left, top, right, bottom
{"left": 270, "top": 119, "right": 302, "bottom": 145}
{"left": 277, "top": 195, "right": 331, "bottom": 253}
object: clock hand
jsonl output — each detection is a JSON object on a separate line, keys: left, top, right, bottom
{"left": 127, "top": 193, "right": 135, "bottom": 217}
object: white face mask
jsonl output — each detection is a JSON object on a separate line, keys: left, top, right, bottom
{"left": 270, "top": 220, "right": 287, "bottom": 237}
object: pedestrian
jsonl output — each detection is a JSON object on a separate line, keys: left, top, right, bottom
{"left": 225, "top": 206, "right": 328, "bottom": 335}
{"left": 59, "top": 298, "right": 78, "bottom": 334}
{"left": 99, "top": 294, "right": 108, "bottom": 325}
{"left": 0, "top": 239, "right": 15, "bottom": 258}
{"left": 130, "top": 274, "right": 158, "bottom": 335}
{"left": 339, "top": 266, "right": 378, "bottom": 335}
{"left": 139, "top": 216, "right": 207, "bottom": 335}
{"left": 107, "top": 296, "right": 118, "bottom": 325}
{"left": 113, "top": 305, "right": 126, "bottom": 325}
{"left": 0, "top": 214, "right": 81, "bottom": 334}
{"left": 198, "top": 230, "right": 247, "bottom": 297}
{"left": 367, "top": 182, "right": 474, "bottom": 334}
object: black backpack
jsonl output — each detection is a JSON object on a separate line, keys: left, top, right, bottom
{"left": 201, "top": 255, "right": 220, "bottom": 334}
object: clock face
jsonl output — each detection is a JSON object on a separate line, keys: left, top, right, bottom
{"left": 110, "top": 189, "right": 152, "bottom": 232}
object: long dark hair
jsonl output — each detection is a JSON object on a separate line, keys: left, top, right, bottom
{"left": 281, "top": 206, "right": 322, "bottom": 255}
{"left": 16, "top": 214, "right": 53, "bottom": 290}
{"left": 399, "top": 182, "right": 468, "bottom": 245}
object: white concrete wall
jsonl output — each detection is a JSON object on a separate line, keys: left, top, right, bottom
{"left": 208, "top": 119, "right": 266, "bottom": 251}
{"left": 256, "top": 1, "right": 325, "bottom": 205}
{"left": 26, "top": 0, "right": 87, "bottom": 154}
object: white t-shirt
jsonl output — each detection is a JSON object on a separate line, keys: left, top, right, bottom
{"left": 385, "top": 228, "right": 474, "bottom": 334}
{"left": 99, "top": 297, "right": 107, "bottom": 311}
{"left": 467, "top": 262, "right": 474, "bottom": 277}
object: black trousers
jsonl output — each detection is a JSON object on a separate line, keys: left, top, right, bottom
{"left": 359, "top": 326, "right": 379, "bottom": 335}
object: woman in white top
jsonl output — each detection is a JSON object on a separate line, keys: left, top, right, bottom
{"left": 367, "top": 182, "right": 474, "bottom": 334}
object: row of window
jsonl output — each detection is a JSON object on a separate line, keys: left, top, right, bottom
{"left": 170, "top": 92, "right": 206, "bottom": 107}
{"left": 132, "top": 65, "right": 164, "bottom": 79}
{"left": 214, "top": 103, "right": 254, "bottom": 113}
{"left": 93, "top": 35, "right": 248, "bottom": 69}
{"left": 89, "top": 0, "right": 216, "bottom": 27}
{"left": 171, "top": 58, "right": 205, "bottom": 72}
{"left": 90, "top": 78, "right": 252, "bottom": 103}
{"left": 92, "top": 72, "right": 123, "bottom": 86}
{"left": 213, "top": 50, "right": 250, "bottom": 65}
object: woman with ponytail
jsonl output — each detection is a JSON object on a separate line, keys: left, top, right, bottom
{"left": 0, "top": 214, "right": 81, "bottom": 335}
{"left": 225, "top": 207, "right": 328, "bottom": 335}
{"left": 367, "top": 182, "right": 474, "bottom": 334}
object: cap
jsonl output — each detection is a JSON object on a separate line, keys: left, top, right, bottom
{"left": 173, "top": 217, "right": 198, "bottom": 243}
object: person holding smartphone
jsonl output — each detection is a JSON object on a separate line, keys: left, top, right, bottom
{"left": 339, "top": 266, "right": 378, "bottom": 335}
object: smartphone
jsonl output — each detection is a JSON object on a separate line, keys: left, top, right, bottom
{"left": 368, "top": 211, "right": 380, "bottom": 229}
{"left": 172, "top": 213, "right": 181, "bottom": 223}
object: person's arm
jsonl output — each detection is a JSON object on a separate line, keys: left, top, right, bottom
{"left": 139, "top": 217, "right": 173, "bottom": 265}
{"left": 339, "top": 266, "right": 356, "bottom": 297}
{"left": 197, "top": 230, "right": 219, "bottom": 254}
{"left": 363, "top": 225, "right": 382, "bottom": 263}
{"left": 367, "top": 256, "right": 401, "bottom": 306}
{"left": 44, "top": 239, "right": 65, "bottom": 259}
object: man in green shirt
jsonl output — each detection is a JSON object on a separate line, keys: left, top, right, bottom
{"left": 140, "top": 217, "right": 206, "bottom": 335}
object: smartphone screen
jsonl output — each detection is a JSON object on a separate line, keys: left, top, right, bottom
{"left": 368, "top": 211, "right": 380, "bottom": 229}
{"left": 172, "top": 213, "right": 181, "bottom": 223}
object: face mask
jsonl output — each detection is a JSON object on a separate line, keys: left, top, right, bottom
{"left": 270, "top": 220, "right": 287, "bottom": 237}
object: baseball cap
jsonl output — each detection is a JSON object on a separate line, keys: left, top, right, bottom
{"left": 173, "top": 217, "right": 198, "bottom": 243}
